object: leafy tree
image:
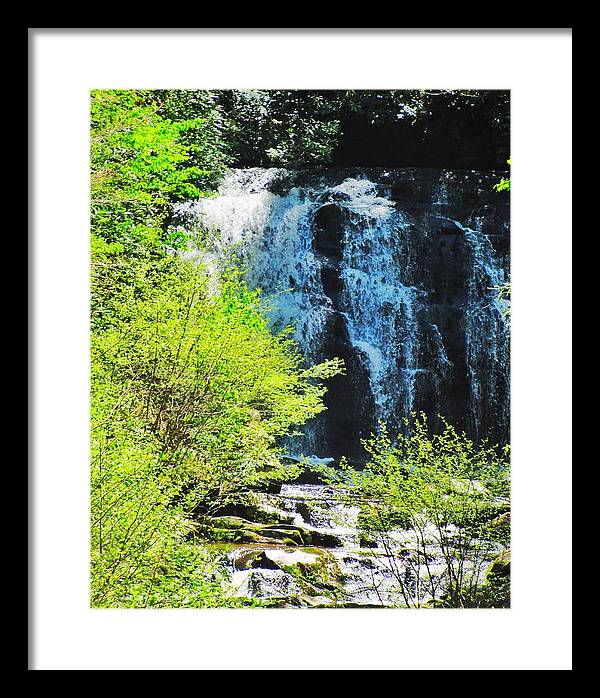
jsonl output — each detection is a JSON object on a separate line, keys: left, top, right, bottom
{"left": 93, "top": 259, "right": 343, "bottom": 512}
{"left": 217, "top": 90, "right": 341, "bottom": 167}
{"left": 90, "top": 89, "right": 210, "bottom": 247}
{"left": 91, "top": 380, "right": 233, "bottom": 608}
{"left": 217, "top": 89, "right": 510, "bottom": 169}
{"left": 90, "top": 88, "right": 217, "bottom": 329}
{"left": 91, "top": 256, "right": 342, "bottom": 606}
{"left": 152, "top": 89, "right": 231, "bottom": 190}
{"left": 90, "top": 89, "right": 343, "bottom": 606}
{"left": 323, "top": 414, "right": 510, "bottom": 608}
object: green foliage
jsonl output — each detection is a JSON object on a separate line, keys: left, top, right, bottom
{"left": 90, "top": 376, "right": 269, "bottom": 608}
{"left": 89, "top": 88, "right": 510, "bottom": 609}
{"left": 494, "top": 158, "right": 511, "bottom": 192}
{"left": 91, "top": 388, "right": 221, "bottom": 607}
{"left": 326, "top": 414, "right": 510, "bottom": 608}
{"left": 495, "top": 279, "right": 511, "bottom": 318}
{"left": 91, "top": 89, "right": 227, "bottom": 250}
{"left": 153, "top": 89, "right": 231, "bottom": 190}
{"left": 93, "top": 259, "right": 342, "bottom": 511}
{"left": 218, "top": 90, "right": 428, "bottom": 167}
{"left": 218, "top": 89, "right": 510, "bottom": 168}
{"left": 218, "top": 90, "right": 341, "bottom": 167}
{"left": 91, "top": 256, "right": 341, "bottom": 606}
{"left": 90, "top": 89, "right": 342, "bottom": 607}
{"left": 92, "top": 90, "right": 197, "bottom": 247}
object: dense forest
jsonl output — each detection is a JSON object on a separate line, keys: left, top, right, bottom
{"left": 90, "top": 89, "right": 511, "bottom": 608}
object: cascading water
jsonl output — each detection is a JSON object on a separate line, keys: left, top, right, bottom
{"left": 174, "top": 166, "right": 510, "bottom": 460}
{"left": 222, "top": 483, "right": 505, "bottom": 607}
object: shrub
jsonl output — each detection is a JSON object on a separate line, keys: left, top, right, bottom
{"left": 325, "top": 414, "right": 510, "bottom": 608}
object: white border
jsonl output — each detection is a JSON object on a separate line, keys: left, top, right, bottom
{"left": 31, "top": 29, "right": 572, "bottom": 670}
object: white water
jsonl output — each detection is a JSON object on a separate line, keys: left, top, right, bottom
{"left": 175, "top": 167, "right": 509, "bottom": 452}
{"left": 176, "top": 169, "right": 509, "bottom": 606}
{"left": 225, "top": 484, "right": 502, "bottom": 607}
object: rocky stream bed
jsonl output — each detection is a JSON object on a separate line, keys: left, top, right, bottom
{"left": 199, "top": 483, "right": 509, "bottom": 608}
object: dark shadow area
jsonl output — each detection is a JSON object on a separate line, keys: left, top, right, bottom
{"left": 331, "top": 112, "right": 509, "bottom": 170}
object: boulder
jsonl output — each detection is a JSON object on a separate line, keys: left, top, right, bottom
{"left": 286, "top": 595, "right": 336, "bottom": 608}
{"left": 210, "top": 499, "right": 293, "bottom": 525}
{"left": 432, "top": 217, "right": 463, "bottom": 236}
{"left": 200, "top": 516, "right": 328, "bottom": 547}
{"left": 490, "top": 511, "right": 511, "bottom": 528}
{"left": 208, "top": 516, "right": 262, "bottom": 531}
{"left": 308, "top": 530, "right": 344, "bottom": 548}
{"left": 359, "top": 534, "right": 379, "bottom": 549}
{"left": 231, "top": 569, "right": 301, "bottom": 599}
{"left": 258, "top": 526, "right": 306, "bottom": 546}
{"left": 486, "top": 549, "right": 511, "bottom": 578}
{"left": 200, "top": 527, "right": 265, "bottom": 544}
{"left": 233, "top": 548, "right": 322, "bottom": 572}
{"left": 253, "top": 549, "right": 320, "bottom": 570}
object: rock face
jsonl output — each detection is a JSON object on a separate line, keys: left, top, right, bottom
{"left": 176, "top": 167, "right": 510, "bottom": 461}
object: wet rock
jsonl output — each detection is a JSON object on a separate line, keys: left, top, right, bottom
{"left": 359, "top": 534, "right": 379, "bottom": 549}
{"left": 233, "top": 548, "right": 322, "bottom": 572}
{"left": 210, "top": 499, "right": 293, "bottom": 525}
{"left": 232, "top": 543, "right": 346, "bottom": 600}
{"left": 254, "top": 549, "right": 320, "bottom": 570}
{"left": 258, "top": 526, "right": 306, "bottom": 546}
{"left": 490, "top": 511, "right": 511, "bottom": 528}
{"left": 231, "top": 569, "right": 301, "bottom": 599}
{"left": 177, "top": 167, "right": 510, "bottom": 452}
{"left": 339, "top": 552, "right": 379, "bottom": 570}
{"left": 234, "top": 549, "right": 274, "bottom": 571}
{"left": 258, "top": 480, "right": 284, "bottom": 495}
{"left": 247, "top": 551, "right": 281, "bottom": 571}
{"left": 314, "top": 204, "right": 347, "bottom": 259}
{"left": 486, "top": 549, "right": 511, "bottom": 578}
{"left": 432, "top": 217, "right": 463, "bottom": 236}
{"left": 306, "top": 530, "right": 344, "bottom": 548}
{"left": 208, "top": 516, "right": 262, "bottom": 531}
{"left": 286, "top": 595, "right": 336, "bottom": 608}
{"left": 200, "top": 527, "right": 269, "bottom": 544}
{"left": 201, "top": 515, "right": 336, "bottom": 547}
{"left": 254, "top": 523, "right": 343, "bottom": 548}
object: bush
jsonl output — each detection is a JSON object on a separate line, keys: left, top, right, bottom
{"left": 326, "top": 414, "right": 510, "bottom": 608}
{"left": 90, "top": 90, "right": 342, "bottom": 606}
{"left": 91, "top": 257, "right": 342, "bottom": 605}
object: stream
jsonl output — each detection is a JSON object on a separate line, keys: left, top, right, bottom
{"left": 220, "top": 483, "right": 504, "bottom": 608}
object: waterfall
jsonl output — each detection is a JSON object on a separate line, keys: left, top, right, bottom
{"left": 174, "top": 167, "right": 510, "bottom": 459}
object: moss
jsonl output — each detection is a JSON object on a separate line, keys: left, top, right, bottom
{"left": 420, "top": 598, "right": 447, "bottom": 609}
{"left": 199, "top": 517, "right": 321, "bottom": 545}
{"left": 282, "top": 548, "right": 345, "bottom": 600}
{"left": 258, "top": 527, "right": 305, "bottom": 545}
{"left": 486, "top": 549, "right": 511, "bottom": 578}
{"left": 490, "top": 511, "right": 510, "bottom": 528}
{"left": 207, "top": 516, "right": 263, "bottom": 531}
{"left": 210, "top": 498, "right": 291, "bottom": 525}
{"left": 459, "top": 574, "right": 510, "bottom": 608}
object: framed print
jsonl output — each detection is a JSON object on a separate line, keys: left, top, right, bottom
{"left": 30, "top": 28, "right": 572, "bottom": 670}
